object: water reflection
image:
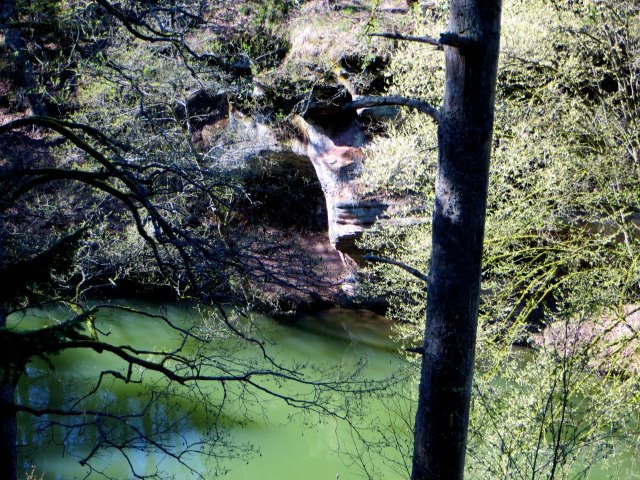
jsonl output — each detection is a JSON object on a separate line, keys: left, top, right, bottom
{"left": 15, "top": 303, "right": 634, "bottom": 480}
{"left": 15, "top": 302, "right": 409, "bottom": 480}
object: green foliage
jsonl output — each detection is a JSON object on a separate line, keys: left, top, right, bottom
{"left": 239, "top": 0, "right": 302, "bottom": 28}
{"left": 469, "top": 346, "right": 640, "bottom": 479}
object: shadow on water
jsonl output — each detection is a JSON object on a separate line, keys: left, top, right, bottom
{"left": 11, "top": 302, "right": 638, "bottom": 480}
{"left": 12, "top": 301, "right": 410, "bottom": 480}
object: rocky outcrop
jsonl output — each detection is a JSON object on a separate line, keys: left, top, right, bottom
{"left": 292, "top": 116, "right": 367, "bottom": 252}
{"left": 535, "top": 305, "right": 640, "bottom": 376}
{"left": 191, "top": 101, "right": 420, "bottom": 267}
{"left": 292, "top": 116, "right": 417, "bottom": 263}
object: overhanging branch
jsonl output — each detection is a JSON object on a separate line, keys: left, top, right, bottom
{"left": 364, "top": 254, "right": 430, "bottom": 283}
{"left": 0, "top": 115, "right": 194, "bottom": 282}
{"left": 369, "top": 32, "right": 443, "bottom": 48}
{"left": 0, "top": 116, "right": 120, "bottom": 174}
{"left": 343, "top": 95, "right": 440, "bottom": 123}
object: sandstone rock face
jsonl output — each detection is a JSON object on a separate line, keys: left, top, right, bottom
{"left": 188, "top": 91, "right": 420, "bottom": 270}
{"left": 332, "top": 200, "right": 388, "bottom": 255}
{"left": 535, "top": 305, "right": 640, "bottom": 376}
{"left": 293, "top": 116, "right": 396, "bottom": 262}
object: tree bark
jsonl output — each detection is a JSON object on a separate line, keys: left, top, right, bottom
{"left": 0, "top": 304, "right": 18, "bottom": 480}
{"left": 411, "top": 2, "right": 502, "bottom": 479}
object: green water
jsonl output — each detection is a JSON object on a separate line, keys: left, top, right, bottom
{"left": 14, "top": 302, "right": 411, "bottom": 480}
{"left": 12, "top": 301, "right": 639, "bottom": 480}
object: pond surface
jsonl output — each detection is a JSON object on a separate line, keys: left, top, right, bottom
{"left": 12, "top": 301, "right": 638, "bottom": 480}
{"left": 14, "top": 301, "right": 412, "bottom": 480}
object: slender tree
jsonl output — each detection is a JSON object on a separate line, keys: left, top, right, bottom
{"left": 355, "top": 3, "right": 502, "bottom": 476}
{"left": 411, "top": 1, "right": 502, "bottom": 478}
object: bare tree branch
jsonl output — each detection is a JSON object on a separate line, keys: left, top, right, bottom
{"left": 370, "top": 31, "right": 480, "bottom": 53}
{"left": 405, "top": 346, "right": 425, "bottom": 355}
{"left": 364, "top": 254, "right": 430, "bottom": 283}
{"left": 369, "top": 32, "right": 443, "bottom": 49}
{"left": 438, "top": 32, "right": 480, "bottom": 52}
{"left": 343, "top": 95, "right": 440, "bottom": 123}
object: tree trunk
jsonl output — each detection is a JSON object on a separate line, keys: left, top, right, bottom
{"left": 0, "top": 304, "right": 18, "bottom": 480}
{"left": 411, "top": 2, "right": 502, "bottom": 479}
